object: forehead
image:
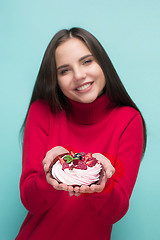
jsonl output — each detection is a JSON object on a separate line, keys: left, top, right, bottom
{"left": 55, "top": 38, "right": 91, "bottom": 65}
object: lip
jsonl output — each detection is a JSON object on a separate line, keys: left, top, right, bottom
{"left": 75, "top": 82, "right": 94, "bottom": 92}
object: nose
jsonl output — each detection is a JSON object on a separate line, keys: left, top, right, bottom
{"left": 73, "top": 66, "right": 86, "bottom": 81}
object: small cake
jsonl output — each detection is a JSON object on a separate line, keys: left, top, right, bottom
{"left": 49, "top": 150, "right": 103, "bottom": 186}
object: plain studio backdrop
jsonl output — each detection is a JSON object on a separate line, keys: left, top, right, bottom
{"left": 0, "top": 0, "right": 160, "bottom": 239}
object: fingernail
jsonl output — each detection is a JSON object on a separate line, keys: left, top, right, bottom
{"left": 44, "top": 164, "right": 46, "bottom": 170}
{"left": 69, "top": 192, "right": 73, "bottom": 197}
{"left": 108, "top": 172, "right": 112, "bottom": 178}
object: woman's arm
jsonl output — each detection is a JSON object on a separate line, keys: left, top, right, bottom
{"left": 79, "top": 113, "right": 143, "bottom": 224}
{"left": 20, "top": 101, "right": 66, "bottom": 214}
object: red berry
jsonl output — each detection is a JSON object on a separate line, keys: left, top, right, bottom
{"left": 75, "top": 160, "right": 87, "bottom": 170}
{"left": 86, "top": 157, "right": 95, "bottom": 162}
{"left": 69, "top": 165, "right": 74, "bottom": 170}
{"left": 62, "top": 162, "right": 69, "bottom": 170}
{"left": 80, "top": 152, "right": 86, "bottom": 161}
{"left": 73, "top": 159, "right": 79, "bottom": 166}
{"left": 86, "top": 158, "right": 97, "bottom": 167}
{"left": 58, "top": 156, "right": 65, "bottom": 165}
{"left": 69, "top": 150, "right": 75, "bottom": 157}
{"left": 84, "top": 152, "right": 92, "bottom": 161}
{"left": 86, "top": 152, "right": 92, "bottom": 158}
{"left": 84, "top": 155, "right": 89, "bottom": 161}
{"left": 79, "top": 152, "right": 86, "bottom": 157}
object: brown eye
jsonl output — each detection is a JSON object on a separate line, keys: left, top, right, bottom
{"left": 60, "top": 69, "right": 70, "bottom": 75}
{"left": 83, "top": 59, "right": 92, "bottom": 65}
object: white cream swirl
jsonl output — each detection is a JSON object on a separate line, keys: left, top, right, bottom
{"left": 51, "top": 161, "right": 102, "bottom": 186}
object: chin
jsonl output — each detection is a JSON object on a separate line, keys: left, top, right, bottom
{"left": 78, "top": 96, "right": 98, "bottom": 104}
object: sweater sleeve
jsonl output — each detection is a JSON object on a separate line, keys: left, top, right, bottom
{"left": 20, "top": 101, "right": 63, "bottom": 215}
{"left": 86, "top": 113, "right": 144, "bottom": 224}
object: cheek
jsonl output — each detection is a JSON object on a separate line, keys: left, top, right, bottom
{"left": 96, "top": 68, "right": 106, "bottom": 88}
{"left": 101, "top": 75, "right": 106, "bottom": 88}
{"left": 58, "top": 77, "right": 68, "bottom": 90}
{"left": 58, "top": 77, "right": 73, "bottom": 96}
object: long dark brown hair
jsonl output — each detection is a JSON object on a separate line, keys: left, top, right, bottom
{"left": 20, "top": 27, "right": 147, "bottom": 155}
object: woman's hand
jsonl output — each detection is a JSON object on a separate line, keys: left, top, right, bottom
{"left": 43, "top": 149, "right": 115, "bottom": 197}
{"left": 42, "top": 146, "right": 72, "bottom": 192}
{"left": 69, "top": 153, "right": 115, "bottom": 196}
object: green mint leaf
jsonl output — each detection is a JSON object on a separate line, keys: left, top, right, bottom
{"left": 64, "top": 155, "right": 73, "bottom": 163}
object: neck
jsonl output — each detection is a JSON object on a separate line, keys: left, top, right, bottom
{"left": 68, "top": 94, "right": 114, "bottom": 125}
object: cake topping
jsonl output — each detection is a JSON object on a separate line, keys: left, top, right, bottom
{"left": 58, "top": 150, "right": 99, "bottom": 171}
{"left": 50, "top": 150, "right": 102, "bottom": 186}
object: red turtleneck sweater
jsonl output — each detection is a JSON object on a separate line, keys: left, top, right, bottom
{"left": 16, "top": 95, "right": 143, "bottom": 240}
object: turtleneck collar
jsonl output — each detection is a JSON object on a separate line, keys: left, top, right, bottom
{"left": 68, "top": 94, "right": 114, "bottom": 125}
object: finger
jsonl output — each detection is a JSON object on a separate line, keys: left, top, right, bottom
{"left": 68, "top": 185, "right": 74, "bottom": 192}
{"left": 69, "top": 191, "right": 81, "bottom": 197}
{"left": 91, "top": 183, "right": 104, "bottom": 193}
{"left": 48, "top": 178, "right": 60, "bottom": 190}
{"left": 69, "top": 191, "right": 75, "bottom": 197}
{"left": 59, "top": 183, "right": 69, "bottom": 191}
{"left": 90, "top": 172, "right": 107, "bottom": 193}
{"left": 42, "top": 147, "right": 69, "bottom": 172}
{"left": 46, "top": 146, "right": 69, "bottom": 161}
{"left": 90, "top": 184, "right": 98, "bottom": 193}
{"left": 79, "top": 185, "right": 91, "bottom": 193}
{"left": 46, "top": 174, "right": 64, "bottom": 190}
{"left": 73, "top": 186, "right": 80, "bottom": 193}
{"left": 106, "top": 166, "right": 115, "bottom": 178}
{"left": 93, "top": 153, "right": 115, "bottom": 179}
{"left": 42, "top": 155, "right": 55, "bottom": 173}
{"left": 74, "top": 192, "right": 81, "bottom": 197}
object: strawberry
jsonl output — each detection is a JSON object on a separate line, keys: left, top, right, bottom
{"left": 86, "top": 158, "right": 97, "bottom": 167}
{"left": 86, "top": 152, "right": 92, "bottom": 158}
{"left": 69, "top": 150, "right": 75, "bottom": 157}
{"left": 84, "top": 155, "right": 89, "bottom": 161}
{"left": 84, "top": 152, "right": 92, "bottom": 161}
{"left": 58, "top": 156, "right": 65, "bottom": 165}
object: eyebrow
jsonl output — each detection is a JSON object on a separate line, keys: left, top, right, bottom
{"left": 79, "top": 54, "right": 93, "bottom": 61}
{"left": 56, "top": 54, "right": 93, "bottom": 71}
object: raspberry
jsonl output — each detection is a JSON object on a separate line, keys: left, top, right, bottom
{"left": 75, "top": 160, "right": 87, "bottom": 170}
{"left": 69, "top": 165, "right": 74, "bottom": 170}
{"left": 62, "top": 162, "right": 69, "bottom": 171}
{"left": 73, "top": 159, "right": 79, "bottom": 166}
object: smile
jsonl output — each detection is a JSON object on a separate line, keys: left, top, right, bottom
{"left": 76, "top": 82, "right": 93, "bottom": 91}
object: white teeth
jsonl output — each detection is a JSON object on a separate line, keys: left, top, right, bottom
{"left": 76, "top": 83, "right": 92, "bottom": 91}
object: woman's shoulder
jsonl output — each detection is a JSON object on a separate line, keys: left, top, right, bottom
{"left": 27, "top": 100, "right": 52, "bottom": 125}
{"left": 29, "top": 100, "right": 51, "bottom": 115}
{"left": 117, "top": 105, "right": 139, "bottom": 117}
{"left": 29, "top": 100, "right": 65, "bottom": 121}
{"left": 114, "top": 105, "right": 142, "bottom": 125}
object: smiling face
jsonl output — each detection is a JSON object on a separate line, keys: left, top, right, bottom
{"left": 55, "top": 38, "right": 106, "bottom": 103}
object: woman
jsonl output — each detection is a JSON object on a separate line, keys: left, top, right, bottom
{"left": 16, "top": 27, "right": 147, "bottom": 240}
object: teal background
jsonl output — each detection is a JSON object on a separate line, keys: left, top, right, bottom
{"left": 0, "top": 0, "right": 160, "bottom": 239}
